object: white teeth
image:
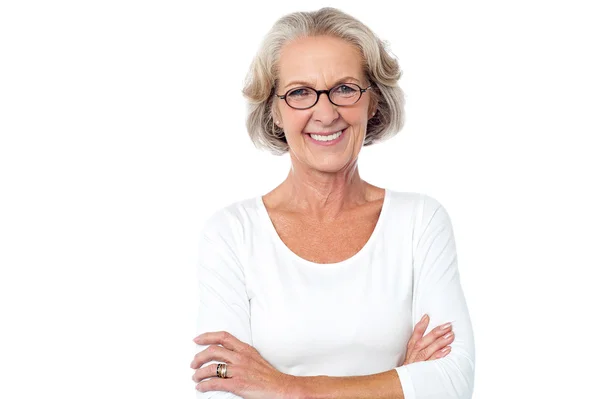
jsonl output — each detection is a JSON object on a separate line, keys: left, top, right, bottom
{"left": 309, "top": 131, "right": 342, "bottom": 142}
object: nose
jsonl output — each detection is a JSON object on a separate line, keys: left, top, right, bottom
{"left": 311, "top": 92, "right": 339, "bottom": 126}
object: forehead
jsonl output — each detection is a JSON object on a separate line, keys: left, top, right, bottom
{"left": 278, "top": 35, "right": 365, "bottom": 88}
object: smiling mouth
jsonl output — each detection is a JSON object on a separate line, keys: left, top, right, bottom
{"left": 305, "top": 128, "right": 347, "bottom": 142}
{"left": 309, "top": 131, "right": 342, "bottom": 141}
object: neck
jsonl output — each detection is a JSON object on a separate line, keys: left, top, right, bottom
{"left": 276, "top": 160, "right": 371, "bottom": 222}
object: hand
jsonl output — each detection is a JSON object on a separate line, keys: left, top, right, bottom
{"left": 191, "top": 331, "right": 299, "bottom": 399}
{"left": 402, "top": 314, "right": 454, "bottom": 365}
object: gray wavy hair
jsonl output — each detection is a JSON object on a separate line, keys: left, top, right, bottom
{"left": 242, "top": 7, "right": 405, "bottom": 155}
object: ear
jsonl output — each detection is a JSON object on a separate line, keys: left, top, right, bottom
{"left": 369, "top": 100, "right": 378, "bottom": 119}
{"left": 368, "top": 93, "right": 378, "bottom": 119}
{"left": 271, "top": 100, "right": 282, "bottom": 127}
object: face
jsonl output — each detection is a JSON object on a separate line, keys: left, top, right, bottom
{"left": 274, "top": 35, "right": 374, "bottom": 174}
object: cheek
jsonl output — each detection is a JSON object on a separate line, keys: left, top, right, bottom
{"left": 343, "top": 110, "right": 369, "bottom": 128}
{"left": 282, "top": 111, "right": 311, "bottom": 131}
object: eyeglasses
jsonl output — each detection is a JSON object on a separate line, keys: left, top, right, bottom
{"left": 276, "top": 83, "right": 372, "bottom": 110}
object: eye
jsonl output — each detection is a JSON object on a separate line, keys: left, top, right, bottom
{"left": 336, "top": 84, "right": 358, "bottom": 93}
{"left": 287, "top": 88, "right": 312, "bottom": 98}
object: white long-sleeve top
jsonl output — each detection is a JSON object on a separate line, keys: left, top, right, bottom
{"left": 195, "top": 189, "right": 475, "bottom": 398}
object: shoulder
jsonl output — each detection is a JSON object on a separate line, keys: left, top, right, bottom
{"left": 199, "top": 195, "right": 261, "bottom": 242}
{"left": 385, "top": 189, "right": 447, "bottom": 215}
{"left": 384, "top": 189, "right": 453, "bottom": 231}
{"left": 196, "top": 196, "right": 261, "bottom": 267}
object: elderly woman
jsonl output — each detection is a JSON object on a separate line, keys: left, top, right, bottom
{"left": 190, "top": 7, "right": 475, "bottom": 399}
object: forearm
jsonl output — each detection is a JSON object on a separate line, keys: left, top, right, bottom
{"left": 292, "top": 369, "right": 404, "bottom": 399}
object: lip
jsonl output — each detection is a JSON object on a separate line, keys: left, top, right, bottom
{"left": 304, "top": 128, "right": 348, "bottom": 146}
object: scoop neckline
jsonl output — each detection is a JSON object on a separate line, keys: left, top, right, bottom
{"left": 255, "top": 188, "right": 389, "bottom": 267}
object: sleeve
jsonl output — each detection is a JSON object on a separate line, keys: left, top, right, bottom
{"left": 394, "top": 196, "right": 476, "bottom": 399}
{"left": 194, "top": 212, "right": 252, "bottom": 399}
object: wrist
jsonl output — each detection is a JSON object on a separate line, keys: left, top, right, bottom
{"left": 285, "top": 374, "right": 313, "bottom": 399}
{"left": 287, "top": 375, "right": 321, "bottom": 399}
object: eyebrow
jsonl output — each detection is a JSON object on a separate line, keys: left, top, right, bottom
{"left": 283, "top": 76, "right": 361, "bottom": 90}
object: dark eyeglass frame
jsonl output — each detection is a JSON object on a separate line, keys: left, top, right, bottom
{"left": 276, "top": 83, "right": 372, "bottom": 110}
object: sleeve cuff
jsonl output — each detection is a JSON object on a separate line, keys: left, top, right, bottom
{"left": 395, "top": 366, "right": 416, "bottom": 399}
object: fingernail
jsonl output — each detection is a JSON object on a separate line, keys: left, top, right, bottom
{"left": 440, "top": 322, "right": 452, "bottom": 331}
{"left": 421, "top": 314, "right": 429, "bottom": 322}
{"left": 443, "top": 331, "right": 453, "bottom": 339}
{"left": 441, "top": 346, "right": 451, "bottom": 353}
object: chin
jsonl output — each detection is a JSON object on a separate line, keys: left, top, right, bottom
{"left": 309, "top": 155, "right": 354, "bottom": 173}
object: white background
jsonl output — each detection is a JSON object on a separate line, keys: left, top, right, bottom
{"left": 1, "top": 1, "right": 599, "bottom": 398}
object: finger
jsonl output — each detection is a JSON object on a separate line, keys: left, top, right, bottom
{"left": 433, "top": 345, "right": 452, "bottom": 359}
{"left": 194, "top": 331, "right": 248, "bottom": 353}
{"left": 416, "top": 330, "right": 455, "bottom": 362}
{"left": 406, "top": 315, "right": 429, "bottom": 352}
{"left": 196, "top": 373, "right": 235, "bottom": 394}
{"left": 417, "top": 321, "right": 452, "bottom": 349}
{"left": 191, "top": 345, "right": 239, "bottom": 369}
{"left": 407, "top": 320, "right": 452, "bottom": 364}
{"left": 193, "top": 363, "right": 238, "bottom": 382}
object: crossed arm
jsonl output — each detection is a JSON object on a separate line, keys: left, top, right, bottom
{"left": 193, "top": 198, "right": 475, "bottom": 398}
{"left": 291, "top": 369, "right": 405, "bottom": 399}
